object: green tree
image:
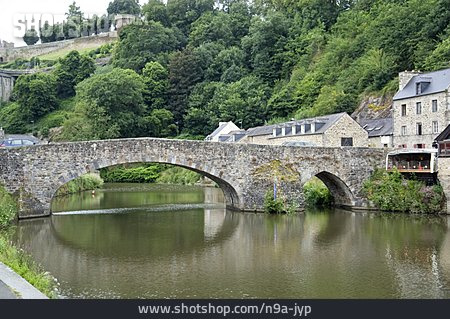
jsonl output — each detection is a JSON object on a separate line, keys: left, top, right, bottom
{"left": 13, "top": 73, "right": 59, "bottom": 121}
{"left": 62, "top": 68, "right": 147, "bottom": 140}
{"left": 166, "top": 0, "right": 215, "bottom": 34}
{"left": 40, "top": 21, "right": 56, "bottom": 43}
{"left": 23, "top": 29, "right": 39, "bottom": 46}
{"left": 113, "top": 22, "right": 180, "bottom": 72}
{"left": 142, "top": 61, "right": 169, "bottom": 110}
{"left": 423, "top": 37, "right": 450, "bottom": 71}
{"left": 142, "top": 109, "right": 178, "bottom": 137}
{"left": 213, "top": 75, "right": 270, "bottom": 129}
{"left": 65, "top": 1, "right": 84, "bottom": 39}
{"left": 183, "top": 81, "right": 224, "bottom": 135}
{"left": 143, "top": 0, "right": 170, "bottom": 26}
{"left": 54, "top": 51, "right": 95, "bottom": 98}
{"left": 242, "top": 12, "right": 291, "bottom": 83}
{"left": 168, "top": 48, "right": 205, "bottom": 125}
{"left": 107, "top": 0, "right": 141, "bottom": 15}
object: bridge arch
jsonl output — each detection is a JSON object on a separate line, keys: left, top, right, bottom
{"left": 305, "top": 170, "right": 356, "bottom": 208}
{"left": 50, "top": 160, "right": 241, "bottom": 212}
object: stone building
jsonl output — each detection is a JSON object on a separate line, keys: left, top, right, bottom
{"left": 360, "top": 118, "right": 393, "bottom": 148}
{"left": 393, "top": 68, "right": 450, "bottom": 149}
{"left": 241, "top": 112, "right": 368, "bottom": 147}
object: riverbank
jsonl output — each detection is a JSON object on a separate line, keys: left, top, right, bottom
{"left": 0, "top": 184, "right": 58, "bottom": 298}
{"left": 100, "top": 164, "right": 202, "bottom": 185}
{"left": 55, "top": 173, "right": 104, "bottom": 196}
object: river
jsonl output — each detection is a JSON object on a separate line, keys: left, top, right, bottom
{"left": 12, "top": 183, "right": 450, "bottom": 298}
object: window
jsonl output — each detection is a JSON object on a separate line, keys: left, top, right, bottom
{"left": 401, "top": 104, "right": 407, "bottom": 116}
{"left": 414, "top": 144, "right": 426, "bottom": 149}
{"left": 398, "top": 144, "right": 407, "bottom": 148}
{"left": 341, "top": 137, "right": 353, "bottom": 146}
{"left": 416, "top": 123, "right": 422, "bottom": 135}
{"left": 416, "top": 82, "right": 422, "bottom": 95}
{"left": 21, "top": 140, "right": 34, "bottom": 145}
{"left": 401, "top": 126, "right": 407, "bottom": 136}
{"left": 416, "top": 102, "right": 421, "bottom": 115}
{"left": 432, "top": 100, "right": 438, "bottom": 112}
{"left": 11, "top": 140, "right": 21, "bottom": 146}
{"left": 432, "top": 121, "right": 439, "bottom": 134}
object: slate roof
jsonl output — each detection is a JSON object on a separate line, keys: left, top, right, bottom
{"left": 434, "top": 124, "right": 450, "bottom": 142}
{"left": 206, "top": 123, "right": 228, "bottom": 140}
{"left": 394, "top": 68, "right": 450, "bottom": 100}
{"left": 3, "top": 134, "right": 40, "bottom": 142}
{"left": 359, "top": 118, "right": 393, "bottom": 137}
{"left": 246, "top": 113, "right": 347, "bottom": 137}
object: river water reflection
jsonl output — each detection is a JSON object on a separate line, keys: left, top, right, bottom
{"left": 13, "top": 183, "right": 450, "bottom": 298}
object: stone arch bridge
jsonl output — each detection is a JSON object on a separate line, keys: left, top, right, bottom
{"left": 0, "top": 138, "right": 387, "bottom": 219}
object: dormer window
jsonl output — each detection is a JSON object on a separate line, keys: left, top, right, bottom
{"left": 416, "top": 82, "right": 422, "bottom": 95}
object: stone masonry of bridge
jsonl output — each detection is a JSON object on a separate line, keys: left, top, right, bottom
{"left": 0, "top": 138, "right": 388, "bottom": 219}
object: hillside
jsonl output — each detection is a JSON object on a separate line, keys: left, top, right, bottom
{"left": 0, "top": 0, "right": 449, "bottom": 141}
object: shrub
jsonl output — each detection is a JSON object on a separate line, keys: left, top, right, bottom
{"left": 363, "top": 168, "right": 444, "bottom": 213}
{"left": 100, "top": 164, "right": 163, "bottom": 183}
{"left": 156, "top": 167, "right": 201, "bottom": 185}
{"left": 263, "top": 189, "right": 298, "bottom": 214}
{"left": 303, "top": 177, "right": 333, "bottom": 207}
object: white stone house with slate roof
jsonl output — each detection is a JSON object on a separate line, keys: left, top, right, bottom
{"left": 205, "top": 121, "right": 240, "bottom": 142}
{"left": 240, "top": 112, "right": 368, "bottom": 147}
{"left": 393, "top": 67, "right": 450, "bottom": 149}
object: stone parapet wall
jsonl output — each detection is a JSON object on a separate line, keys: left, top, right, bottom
{"left": 0, "top": 33, "right": 117, "bottom": 62}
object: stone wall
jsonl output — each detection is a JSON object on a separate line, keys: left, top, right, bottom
{"left": 393, "top": 91, "right": 449, "bottom": 148}
{"left": 323, "top": 114, "right": 369, "bottom": 147}
{"left": 0, "top": 74, "right": 14, "bottom": 101}
{"left": 244, "top": 114, "right": 368, "bottom": 147}
{"left": 368, "top": 135, "right": 393, "bottom": 148}
{"left": 0, "top": 138, "right": 388, "bottom": 218}
{"left": 438, "top": 157, "right": 450, "bottom": 213}
{"left": 266, "top": 133, "right": 323, "bottom": 146}
{"left": 0, "top": 33, "right": 117, "bottom": 62}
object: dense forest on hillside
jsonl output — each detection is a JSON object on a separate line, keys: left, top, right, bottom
{"left": 0, "top": 0, "right": 449, "bottom": 140}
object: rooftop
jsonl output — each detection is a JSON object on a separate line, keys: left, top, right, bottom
{"left": 394, "top": 67, "right": 450, "bottom": 100}
{"left": 247, "top": 113, "right": 347, "bottom": 137}
{"left": 359, "top": 118, "right": 393, "bottom": 137}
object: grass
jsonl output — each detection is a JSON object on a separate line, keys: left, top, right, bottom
{"left": 38, "top": 47, "right": 95, "bottom": 61}
{"left": 0, "top": 185, "right": 17, "bottom": 228}
{"left": 0, "top": 231, "right": 58, "bottom": 298}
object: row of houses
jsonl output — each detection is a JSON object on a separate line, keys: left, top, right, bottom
{"left": 206, "top": 67, "right": 450, "bottom": 149}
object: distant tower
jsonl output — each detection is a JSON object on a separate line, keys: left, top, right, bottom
{"left": 114, "top": 14, "right": 138, "bottom": 31}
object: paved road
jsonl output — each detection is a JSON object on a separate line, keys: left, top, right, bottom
{"left": 0, "top": 280, "right": 17, "bottom": 299}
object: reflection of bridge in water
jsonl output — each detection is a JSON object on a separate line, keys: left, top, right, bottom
{"left": 13, "top": 207, "right": 450, "bottom": 298}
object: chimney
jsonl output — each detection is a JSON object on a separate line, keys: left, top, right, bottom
{"left": 0, "top": 127, "right": 4, "bottom": 139}
{"left": 399, "top": 70, "right": 420, "bottom": 91}
{"left": 219, "top": 122, "right": 228, "bottom": 126}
